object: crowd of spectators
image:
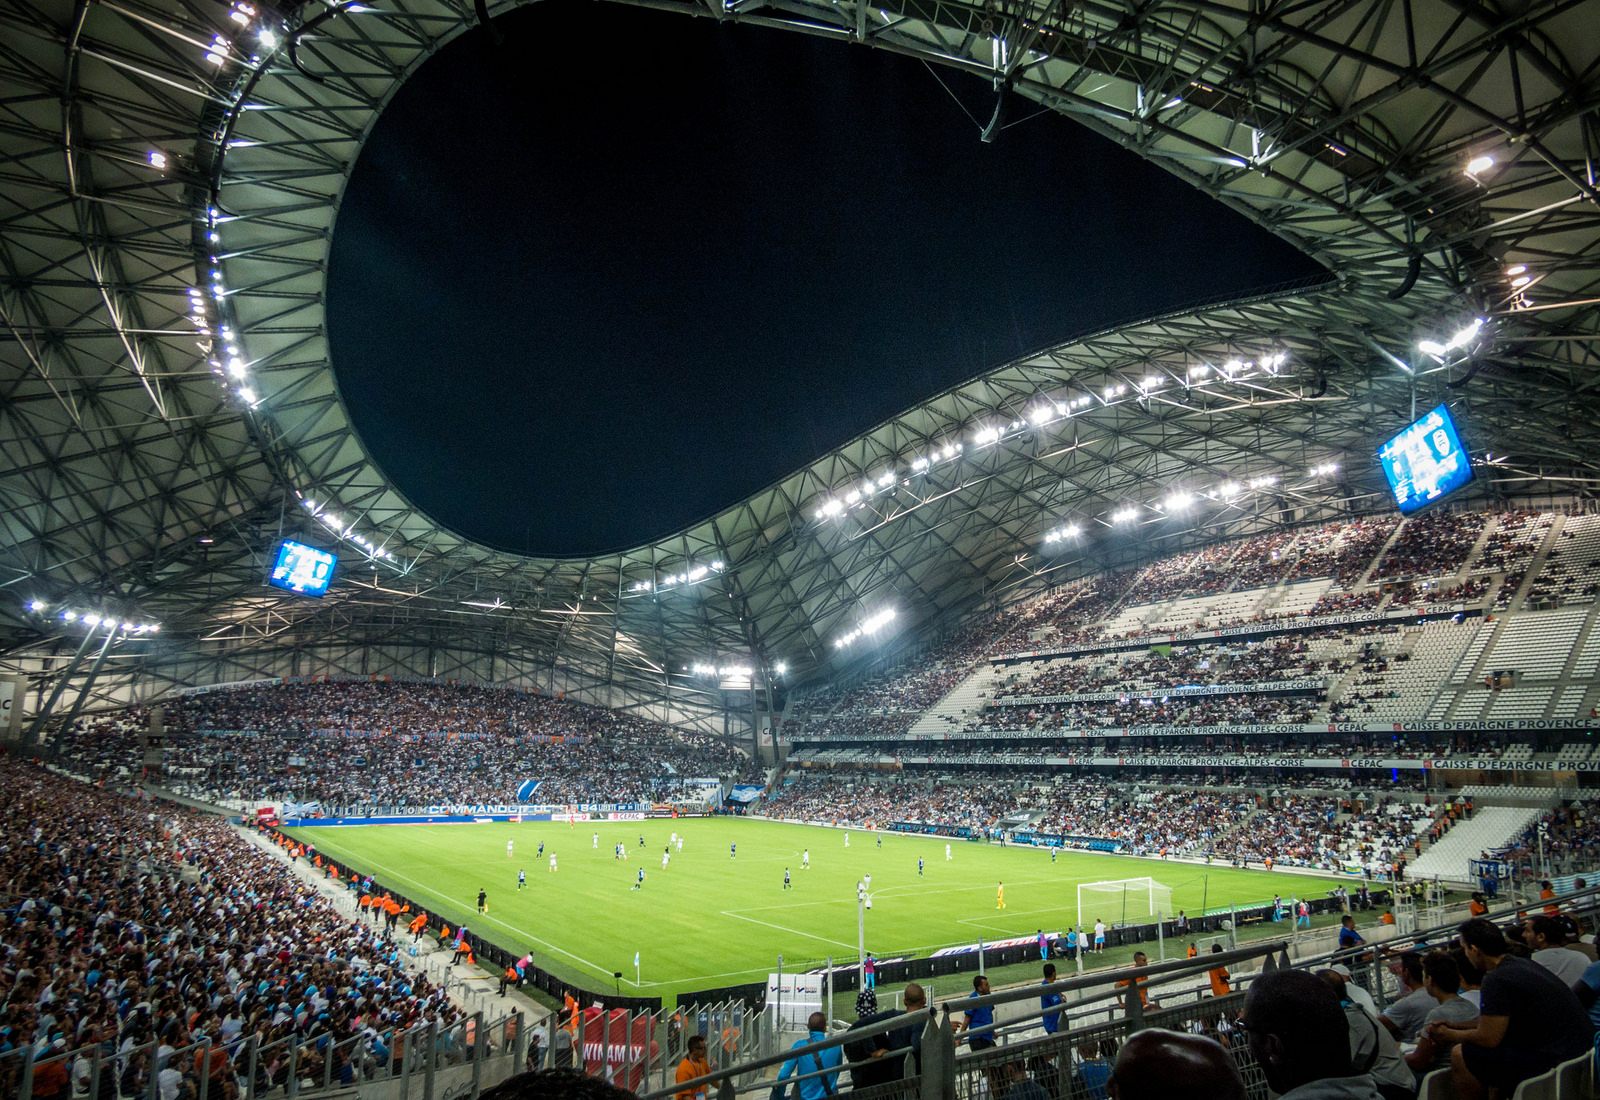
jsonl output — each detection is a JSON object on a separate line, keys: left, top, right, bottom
{"left": 761, "top": 769, "right": 1439, "bottom": 872}
{"left": 53, "top": 681, "right": 760, "bottom": 814}
{"left": 993, "top": 635, "right": 1341, "bottom": 701}
{"left": 1373, "top": 511, "right": 1486, "bottom": 581}
{"left": 0, "top": 759, "right": 468, "bottom": 1098}
{"left": 971, "top": 693, "right": 1320, "bottom": 733}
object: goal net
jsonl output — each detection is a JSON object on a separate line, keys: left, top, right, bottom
{"left": 1076, "top": 877, "right": 1174, "bottom": 929}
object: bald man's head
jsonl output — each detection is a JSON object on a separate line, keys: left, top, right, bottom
{"left": 1108, "top": 1030, "right": 1245, "bottom": 1100}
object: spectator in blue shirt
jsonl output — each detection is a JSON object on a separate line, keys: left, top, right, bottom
{"left": 776, "top": 1012, "right": 841, "bottom": 1100}
{"left": 1338, "top": 914, "right": 1365, "bottom": 951}
{"left": 962, "top": 975, "right": 996, "bottom": 1050}
{"left": 1073, "top": 1040, "right": 1112, "bottom": 1100}
{"left": 1040, "top": 964, "right": 1064, "bottom": 1034}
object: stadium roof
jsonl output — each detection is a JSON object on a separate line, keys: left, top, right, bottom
{"left": 3, "top": 0, "right": 1598, "bottom": 728}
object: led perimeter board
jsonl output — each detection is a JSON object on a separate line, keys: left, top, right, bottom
{"left": 268, "top": 539, "right": 337, "bottom": 597}
{"left": 1377, "top": 404, "right": 1474, "bottom": 515}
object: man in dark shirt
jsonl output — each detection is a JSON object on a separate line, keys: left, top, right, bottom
{"left": 844, "top": 984, "right": 927, "bottom": 1092}
{"left": 1428, "top": 918, "right": 1593, "bottom": 1098}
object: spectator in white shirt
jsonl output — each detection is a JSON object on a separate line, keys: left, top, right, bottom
{"left": 1523, "top": 916, "right": 1590, "bottom": 985}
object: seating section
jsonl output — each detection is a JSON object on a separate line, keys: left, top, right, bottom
{"left": 56, "top": 680, "right": 759, "bottom": 812}
{"left": 0, "top": 760, "right": 469, "bottom": 1098}
{"left": 1527, "top": 513, "right": 1600, "bottom": 607}
{"left": 1406, "top": 805, "right": 1544, "bottom": 882}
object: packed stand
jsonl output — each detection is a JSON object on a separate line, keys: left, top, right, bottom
{"left": 993, "top": 635, "right": 1344, "bottom": 701}
{"left": 54, "top": 680, "right": 758, "bottom": 813}
{"left": 0, "top": 759, "right": 467, "bottom": 1099}
{"left": 1372, "top": 510, "right": 1486, "bottom": 581}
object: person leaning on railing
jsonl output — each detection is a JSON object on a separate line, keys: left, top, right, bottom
{"left": 773, "top": 1012, "right": 842, "bottom": 1100}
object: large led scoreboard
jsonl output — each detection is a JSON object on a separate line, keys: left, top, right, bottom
{"left": 1377, "top": 404, "right": 1474, "bottom": 515}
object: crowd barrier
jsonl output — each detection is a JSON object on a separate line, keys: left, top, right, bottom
{"left": 648, "top": 882, "right": 1600, "bottom": 1100}
{"left": 0, "top": 1007, "right": 526, "bottom": 1100}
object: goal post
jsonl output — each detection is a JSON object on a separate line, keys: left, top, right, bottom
{"left": 1076, "top": 877, "right": 1174, "bottom": 930}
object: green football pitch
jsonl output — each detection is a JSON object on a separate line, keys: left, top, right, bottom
{"left": 285, "top": 818, "right": 1341, "bottom": 1004}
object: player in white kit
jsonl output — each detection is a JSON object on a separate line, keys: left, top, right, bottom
{"left": 507, "top": 839, "right": 513, "bottom": 858}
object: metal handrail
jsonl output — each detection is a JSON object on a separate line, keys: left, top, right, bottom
{"left": 639, "top": 940, "right": 1288, "bottom": 1100}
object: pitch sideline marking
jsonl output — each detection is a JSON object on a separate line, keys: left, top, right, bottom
{"left": 298, "top": 843, "right": 622, "bottom": 981}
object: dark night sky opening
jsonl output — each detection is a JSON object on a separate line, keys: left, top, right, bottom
{"left": 327, "top": 0, "right": 1322, "bottom": 557}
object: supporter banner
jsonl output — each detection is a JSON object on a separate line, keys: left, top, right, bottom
{"left": 727, "top": 784, "right": 765, "bottom": 804}
{"left": 994, "top": 678, "right": 1326, "bottom": 707}
{"left": 992, "top": 603, "right": 1473, "bottom": 663}
{"left": 515, "top": 779, "right": 541, "bottom": 802}
{"left": 281, "top": 800, "right": 322, "bottom": 818}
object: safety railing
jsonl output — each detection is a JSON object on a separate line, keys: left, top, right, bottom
{"left": 640, "top": 939, "right": 1291, "bottom": 1100}
{"left": 0, "top": 1009, "right": 525, "bottom": 1100}
{"left": 645, "top": 877, "right": 1600, "bottom": 1100}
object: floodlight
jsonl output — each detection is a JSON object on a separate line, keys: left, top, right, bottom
{"left": 1142, "top": 376, "right": 1163, "bottom": 392}
{"left": 1417, "top": 338, "right": 1447, "bottom": 356}
{"left": 1028, "top": 404, "right": 1055, "bottom": 425}
{"left": 258, "top": 28, "right": 278, "bottom": 48}
{"left": 227, "top": 357, "right": 246, "bottom": 378}
{"left": 1218, "top": 481, "right": 1241, "bottom": 499}
{"left": 911, "top": 457, "right": 929, "bottom": 471}
{"left": 84, "top": 614, "right": 101, "bottom": 626}
{"left": 1111, "top": 506, "right": 1138, "bottom": 524}
{"left": 238, "top": 387, "right": 257, "bottom": 404}
{"left": 1511, "top": 276, "right": 1530, "bottom": 288}
{"left": 1464, "top": 154, "right": 1495, "bottom": 177}
{"left": 1188, "top": 364, "right": 1210, "bottom": 380}
{"left": 973, "top": 425, "right": 1002, "bottom": 446}
{"left": 1505, "top": 264, "right": 1526, "bottom": 276}
{"left": 1164, "top": 491, "right": 1193, "bottom": 512}
{"left": 148, "top": 150, "right": 167, "bottom": 170}
{"left": 28, "top": 600, "right": 45, "bottom": 613}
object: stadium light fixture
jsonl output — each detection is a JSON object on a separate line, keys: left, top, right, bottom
{"left": 1163, "top": 491, "right": 1194, "bottom": 512}
{"left": 1043, "top": 523, "right": 1080, "bottom": 544}
{"left": 1217, "top": 481, "right": 1242, "bottom": 500}
{"left": 973, "top": 424, "right": 1003, "bottom": 446}
{"left": 258, "top": 27, "right": 278, "bottom": 49}
{"left": 1308, "top": 462, "right": 1339, "bottom": 478}
{"left": 1418, "top": 317, "right": 1485, "bottom": 359}
{"left": 1110, "top": 506, "right": 1139, "bottom": 524}
{"left": 835, "top": 608, "right": 897, "bottom": 649}
{"left": 1464, "top": 153, "right": 1495, "bottom": 179}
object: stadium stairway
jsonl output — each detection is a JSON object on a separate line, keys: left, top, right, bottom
{"left": 905, "top": 663, "right": 1001, "bottom": 737}
{"left": 234, "top": 823, "right": 555, "bottom": 1029}
{"left": 1406, "top": 805, "right": 1546, "bottom": 884}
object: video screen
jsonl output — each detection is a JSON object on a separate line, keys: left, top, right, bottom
{"left": 1377, "top": 403, "right": 1473, "bottom": 514}
{"left": 268, "top": 539, "right": 337, "bottom": 597}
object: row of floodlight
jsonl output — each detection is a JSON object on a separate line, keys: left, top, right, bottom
{"left": 1039, "top": 464, "right": 1339, "bottom": 545}
{"left": 628, "top": 561, "right": 726, "bottom": 593}
{"left": 810, "top": 348, "right": 1293, "bottom": 524}
{"left": 26, "top": 602, "right": 160, "bottom": 635}
{"left": 834, "top": 607, "right": 897, "bottom": 649}
{"left": 300, "top": 499, "right": 399, "bottom": 563}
